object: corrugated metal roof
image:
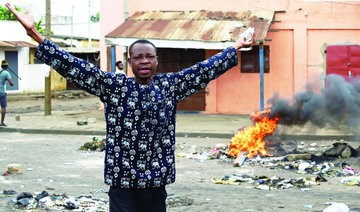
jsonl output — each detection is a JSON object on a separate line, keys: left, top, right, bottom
{"left": 106, "top": 10, "right": 274, "bottom": 43}
{"left": 0, "top": 41, "right": 37, "bottom": 48}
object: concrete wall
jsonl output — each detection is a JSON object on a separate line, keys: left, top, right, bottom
{"left": 22, "top": 64, "right": 48, "bottom": 92}
{"left": 0, "top": 20, "right": 48, "bottom": 92}
{"left": 0, "top": 20, "right": 29, "bottom": 41}
{"left": 99, "top": 0, "right": 360, "bottom": 114}
{"left": 99, "top": 0, "right": 124, "bottom": 71}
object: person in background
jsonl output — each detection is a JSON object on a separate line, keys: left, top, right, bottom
{"left": 115, "top": 60, "right": 126, "bottom": 75}
{"left": 0, "top": 59, "right": 14, "bottom": 127}
{"left": 6, "top": 2, "right": 254, "bottom": 211}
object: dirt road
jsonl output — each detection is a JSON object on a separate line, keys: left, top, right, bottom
{"left": 1, "top": 133, "right": 360, "bottom": 211}
{"left": 1, "top": 96, "right": 360, "bottom": 211}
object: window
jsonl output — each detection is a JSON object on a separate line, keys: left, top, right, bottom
{"left": 241, "top": 45, "right": 270, "bottom": 73}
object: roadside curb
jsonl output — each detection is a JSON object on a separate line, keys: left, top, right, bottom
{"left": 0, "top": 127, "right": 357, "bottom": 141}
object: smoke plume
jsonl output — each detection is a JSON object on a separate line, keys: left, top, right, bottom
{"left": 268, "top": 74, "right": 360, "bottom": 131}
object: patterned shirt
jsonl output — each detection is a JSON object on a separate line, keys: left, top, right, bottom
{"left": 35, "top": 39, "right": 239, "bottom": 188}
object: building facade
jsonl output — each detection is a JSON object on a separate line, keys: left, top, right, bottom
{"left": 99, "top": 0, "right": 360, "bottom": 114}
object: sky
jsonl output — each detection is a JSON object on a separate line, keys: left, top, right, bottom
{"left": 0, "top": 0, "right": 99, "bottom": 24}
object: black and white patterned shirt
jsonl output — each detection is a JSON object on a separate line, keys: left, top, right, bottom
{"left": 35, "top": 39, "right": 239, "bottom": 188}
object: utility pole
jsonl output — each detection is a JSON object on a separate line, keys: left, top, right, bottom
{"left": 123, "top": 0, "right": 129, "bottom": 75}
{"left": 88, "top": 0, "right": 92, "bottom": 48}
{"left": 45, "top": 0, "right": 51, "bottom": 115}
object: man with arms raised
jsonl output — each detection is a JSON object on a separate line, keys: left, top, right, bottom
{"left": 6, "top": 3, "right": 254, "bottom": 211}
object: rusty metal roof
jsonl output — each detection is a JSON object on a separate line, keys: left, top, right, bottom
{"left": 0, "top": 41, "right": 37, "bottom": 48}
{"left": 106, "top": 10, "right": 274, "bottom": 46}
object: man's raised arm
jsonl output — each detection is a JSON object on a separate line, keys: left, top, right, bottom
{"left": 5, "top": 3, "right": 44, "bottom": 44}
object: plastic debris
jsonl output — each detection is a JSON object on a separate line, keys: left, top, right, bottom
{"left": 189, "top": 145, "right": 198, "bottom": 154}
{"left": 35, "top": 191, "right": 49, "bottom": 201}
{"left": 342, "top": 164, "right": 359, "bottom": 175}
{"left": 166, "top": 194, "right": 194, "bottom": 207}
{"left": 76, "top": 120, "right": 88, "bottom": 126}
{"left": 340, "top": 176, "right": 360, "bottom": 186}
{"left": 3, "top": 190, "right": 17, "bottom": 195}
{"left": 7, "top": 192, "right": 109, "bottom": 211}
{"left": 298, "top": 162, "right": 311, "bottom": 173}
{"left": 233, "top": 151, "right": 248, "bottom": 167}
{"left": 79, "top": 137, "right": 106, "bottom": 151}
{"left": 211, "top": 174, "right": 319, "bottom": 190}
{"left": 323, "top": 202, "right": 349, "bottom": 212}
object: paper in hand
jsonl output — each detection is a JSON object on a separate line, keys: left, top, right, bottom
{"left": 240, "top": 27, "right": 254, "bottom": 42}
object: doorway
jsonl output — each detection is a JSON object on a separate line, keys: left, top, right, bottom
{"left": 5, "top": 51, "right": 19, "bottom": 90}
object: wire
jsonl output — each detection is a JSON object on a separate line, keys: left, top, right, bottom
{"left": 321, "top": 0, "right": 360, "bottom": 6}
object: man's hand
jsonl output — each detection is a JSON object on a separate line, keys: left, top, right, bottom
{"left": 232, "top": 31, "right": 255, "bottom": 50}
{"left": 5, "top": 3, "right": 44, "bottom": 44}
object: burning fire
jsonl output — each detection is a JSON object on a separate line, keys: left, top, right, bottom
{"left": 228, "top": 109, "right": 279, "bottom": 158}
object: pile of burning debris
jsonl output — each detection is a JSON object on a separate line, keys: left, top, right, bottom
{"left": 177, "top": 104, "right": 360, "bottom": 190}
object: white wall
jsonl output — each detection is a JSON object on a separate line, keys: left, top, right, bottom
{"left": 16, "top": 47, "right": 29, "bottom": 92}
{"left": 0, "top": 20, "right": 44, "bottom": 92}
{"left": 22, "top": 64, "right": 48, "bottom": 92}
{"left": 51, "top": 22, "right": 100, "bottom": 40}
{"left": 0, "top": 20, "right": 30, "bottom": 41}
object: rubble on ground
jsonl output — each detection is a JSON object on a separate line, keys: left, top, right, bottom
{"left": 176, "top": 140, "right": 360, "bottom": 189}
{"left": 211, "top": 173, "right": 322, "bottom": 190}
{"left": 5, "top": 164, "right": 22, "bottom": 174}
{"left": 3, "top": 190, "right": 108, "bottom": 211}
{"left": 78, "top": 137, "right": 106, "bottom": 151}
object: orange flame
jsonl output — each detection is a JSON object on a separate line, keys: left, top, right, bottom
{"left": 228, "top": 109, "right": 279, "bottom": 158}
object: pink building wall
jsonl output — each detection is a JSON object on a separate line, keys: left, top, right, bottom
{"left": 100, "top": 0, "right": 360, "bottom": 114}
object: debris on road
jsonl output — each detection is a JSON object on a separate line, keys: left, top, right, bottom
{"left": 6, "top": 164, "right": 23, "bottom": 174}
{"left": 6, "top": 191, "right": 108, "bottom": 211}
{"left": 340, "top": 176, "right": 360, "bottom": 186}
{"left": 76, "top": 120, "right": 88, "bottom": 126}
{"left": 78, "top": 137, "right": 106, "bottom": 151}
{"left": 323, "top": 142, "right": 357, "bottom": 158}
{"left": 166, "top": 194, "right": 195, "bottom": 207}
{"left": 322, "top": 202, "right": 349, "bottom": 212}
{"left": 211, "top": 174, "right": 320, "bottom": 190}
{"left": 233, "top": 151, "right": 248, "bottom": 167}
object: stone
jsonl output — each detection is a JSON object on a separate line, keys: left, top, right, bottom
{"left": 323, "top": 142, "right": 356, "bottom": 157}
{"left": 76, "top": 120, "right": 88, "bottom": 126}
{"left": 6, "top": 164, "right": 22, "bottom": 174}
{"left": 341, "top": 147, "right": 352, "bottom": 158}
{"left": 287, "top": 153, "right": 312, "bottom": 161}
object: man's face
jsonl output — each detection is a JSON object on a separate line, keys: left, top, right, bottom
{"left": 128, "top": 43, "right": 158, "bottom": 84}
{"left": 117, "top": 63, "right": 123, "bottom": 70}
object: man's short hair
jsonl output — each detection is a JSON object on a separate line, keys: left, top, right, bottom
{"left": 115, "top": 61, "right": 122, "bottom": 66}
{"left": 129, "top": 39, "right": 157, "bottom": 57}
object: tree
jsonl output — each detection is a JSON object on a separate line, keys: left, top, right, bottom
{"left": 90, "top": 12, "right": 99, "bottom": 22}
{"left": 0, "top": 4, "right": 53, "bottom": 34}
{"left": 0, "top": 4, "right": 19, "bottom": 20}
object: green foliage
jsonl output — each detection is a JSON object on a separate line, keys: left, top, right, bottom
{"left": 35, "top": 18, "right": 54, "bottom": 35}
{"left": 0, "top": 5, "right": 53, "bottom": 35}
{"left": 90, "top": 12, "right": 99, "bottom": 22}
{"left": 0, "top": 4, "right": 20, "bottom": 20}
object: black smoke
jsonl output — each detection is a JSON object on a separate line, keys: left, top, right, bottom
{"left": 267, "top": 74, "right": 360, "bottom": 131}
